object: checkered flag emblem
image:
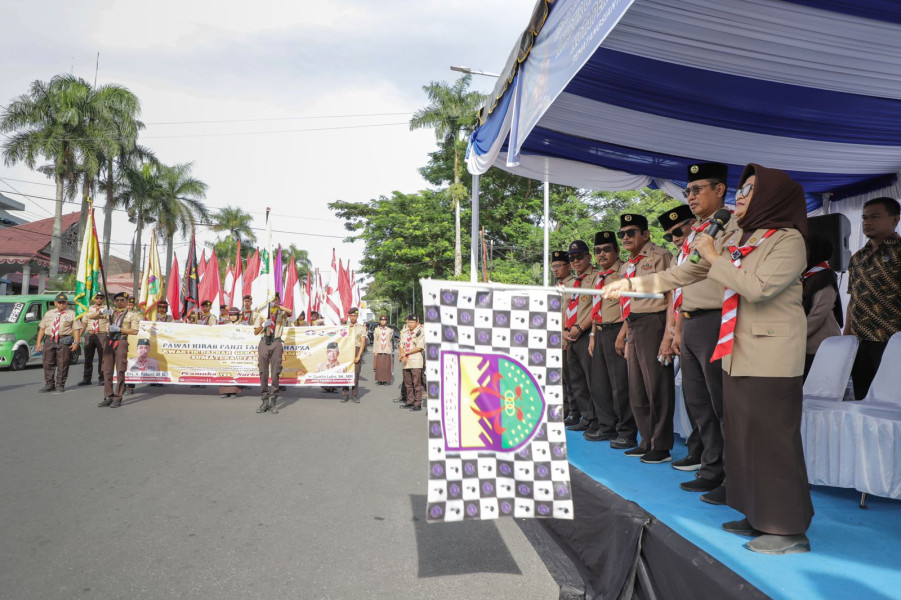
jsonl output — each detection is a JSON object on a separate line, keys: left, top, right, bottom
{"left": 421, "top": 281, "right": 573, "bottom": 522}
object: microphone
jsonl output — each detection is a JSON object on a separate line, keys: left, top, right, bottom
{"left": 689, "top": 208, "right": 732, "bottom": 264}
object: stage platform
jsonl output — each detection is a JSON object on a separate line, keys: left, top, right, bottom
{"left": 538, "top": 431, "right": 901, "bottom": 599}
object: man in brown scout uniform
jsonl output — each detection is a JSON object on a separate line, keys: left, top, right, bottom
{"left": 196, "top": 300, "right": 217, "bottom": 325}
{"left": 551, "top": 250, "right": 578, "bottom": 426}
{"left": 240, "top": 295, "right": 255, "bottom": 325}
{"left": 586, "top": 231, "right": 636, "bottom": 446}
{"left": 372, "top": 314, "right": 394, "bottom": 385}
{"left": 562, "top": 240, "right": 600, "bottom": 436}
{"left": 343, "top": 307, "right": 367, "bottom": 402}
{"left": 615, "top": 213, "right": 675, "bottom": 464}
{"left": 98, "top": 292, "right": 141, "bottom": 407}
{"left": 36, "top": 293, "right": 81, "bottom": 393}
{"left": 253, "top": 300, "right": 292, "bottom": 414}
{"left": 219, "top": 307, "right": 244, "bottom": 398}
{"left": 77, "top": 292, "right": 107, "bottom": 386}
{"left": 399, "top": 313, "right": 425, "bottom": 411}
{"left": 154, "top": 300, "right": 175, "bottom": 322}
{"left": 665, "top": 162, "right": 732, "bottom": 502}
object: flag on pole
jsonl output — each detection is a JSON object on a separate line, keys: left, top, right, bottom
{"left": 251, "top": 208, "right": 277, "bottom": 310}
{"left": 180, "top": 231, "right": 200, "bottom": 321}
{"left": 167, "top": 254, "right": 181, "bottom": 321}
{"left": 420, "top": 280, "right": 573, "bottom": 522}
{"left": 322, "top": 248, "right": 343, "bottom": 324}
{"left": 138, "top": 232, "right": 164, "bottom": 320}
{"left": 338, "top": 258, "right": 353, "bottom": 315}
{"left": 198, "top": 249, "right": 207, "bottom": 285}
{"left": 283, "top": 255, "right": 300, "bottom": 315}
{"left": 223, "top": 261, "right": 234, "bottom": 308}
{"left": 243, "top": 248, "right": 259, "bottom": 299}
{"left": 306, "top": 270, "right": 313, "bottom": 321}
{"left": 231, "top": 240, "right": 244, "bottom": 309}
{"left": 274, "top": 245, "right": 284, "bottom": 299}
{"left": 199, "top": 251, "right": 222, "bottom": 322}
{"left": 74, "top": 199, "right": 104, "bottom": 317}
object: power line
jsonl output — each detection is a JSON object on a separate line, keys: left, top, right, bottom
{"left": 0, "top": 177, "right": 54, "bottom": 217}
{"left": 145, "top": 111, "right": 415, "bottom": 126}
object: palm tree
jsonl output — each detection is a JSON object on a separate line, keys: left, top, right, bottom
{"left": 210, "top": 206, "right": 256, "bottom": 250}
{"left": 283, "top": 243, "right": 312, "bottom": 273}
{"left": 410, "top": 74, "right": 485, "bottom": 276}
{"left": 1, "top": 75, "right": 91, "bottom": 277}
{"left": 120, "top": 158, "right": 166, "bottom": 294}
{"left": 155, "top": 162, "right": 209, "bottom": 279}
{"left": 98, "top": 144, "right": 156, "bottom": 269}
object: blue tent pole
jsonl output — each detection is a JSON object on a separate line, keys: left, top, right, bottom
{"left": 471, "top": 174, "right": 480, "bottom": 283}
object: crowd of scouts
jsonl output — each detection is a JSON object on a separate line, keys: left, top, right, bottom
{"left": 556, "top": 162, "right": 838, "bottom": 556}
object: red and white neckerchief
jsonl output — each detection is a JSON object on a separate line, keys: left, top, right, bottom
{"left": 50, "top": 312, "right": 61, "bottom": 342}
{"left": 710, "top": 229, "right": 778, "bottom": 362}
{"left": 672, "top": 221, "right": 707, "bottom": 313}
{"left": 620, "top": 256, "right": 643, "bottom": 319}
{"left": 565, "top": 274, "right": 588, "bottom": 329}
{"left": 404, "top": 327, "right": 421, "bottom": 352}
{"left": 803, "top": 262, "right": 829, "bottom": 279}
{"left": 90, "top": 309, "right": 100, "bottom": 334}
{"left": 378, "top": 326, "right": 391, "bottom": 352}
{"left": 591, "top": 269, "right": 616, "bottom": 324}
{"left": 242, "top": 310, "right": 253, "bottom": 325}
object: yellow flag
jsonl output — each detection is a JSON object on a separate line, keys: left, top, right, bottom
{"left": 139, "top": 234, "right": 164, "bottom": 320}
{"left": 74, "top": 201, "right": 103, "bottom": 317}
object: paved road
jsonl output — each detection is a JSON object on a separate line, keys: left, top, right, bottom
{"left": 0, "top": 353, "right": 559, "bottom": 600}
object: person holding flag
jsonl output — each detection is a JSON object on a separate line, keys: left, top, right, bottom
{"left": 98, "top": 292, "right": 141, "bottom": 408}
{"left": 73, "top": 198, "right": 107, "bottom": 387}
{"left": 138, "top": 232, "right": 164, "bottom": 321}
{"left": 77, "top": 293, "right": 108, "bottom": 387}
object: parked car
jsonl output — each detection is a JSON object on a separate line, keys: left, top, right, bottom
{"left": 0, "top": 294, "right": 81, "bottom": 370}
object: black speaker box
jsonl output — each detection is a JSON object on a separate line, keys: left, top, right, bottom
{"left": 808, "top": 213, "right": 852, "bottom": 272}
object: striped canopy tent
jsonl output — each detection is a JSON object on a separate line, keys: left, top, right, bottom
{"left": 465, "top": 0, "right": 901, "bottom": 282}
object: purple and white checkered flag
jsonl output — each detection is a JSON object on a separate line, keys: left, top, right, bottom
{"left": 421, "top": 280, "right": 573, "bottom": 522}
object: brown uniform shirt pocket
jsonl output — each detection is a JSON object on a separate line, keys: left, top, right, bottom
{"left": 751, "top": 322, "right": 790, "bottom": 337}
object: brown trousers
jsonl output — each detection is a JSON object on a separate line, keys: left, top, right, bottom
{"left": 345, "top": 346, "right": 363, "bottom": 396}
{"left": 723, "top": 374, "right": 813, "bottom": 535}
{"left": 42, "top": 339, "right": 71, "bottom": 387}
{"left": 590, "top": 323, "right": 635, "bottom": 439}
{"left": 102, "top": 338, "right": 129, "bottom": 399}
{"left": 625, "top": 312, "right": 675, "bottom": 451}
{"left": 403, "top": 368, "right": 424, "bottom": 407}
{"left": 82, "top": 332, "right": 106, "bottom": 382}
{"left": 258, "top": 339, "right": 283, "bottom": 398}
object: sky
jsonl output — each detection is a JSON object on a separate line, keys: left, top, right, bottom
{"left": 0, "top": 0, "right": 535, "bottom": 280}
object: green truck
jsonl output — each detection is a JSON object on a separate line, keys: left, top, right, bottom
{"left": 0, "top": 294, "right": 82, "bottom": 370}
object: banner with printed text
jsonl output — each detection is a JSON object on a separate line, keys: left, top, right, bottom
{"left": 124, "top": 322, "right": 354, "bottom": 386}
{"left": 421, "top": 280, "right": 573, "bottom": 522}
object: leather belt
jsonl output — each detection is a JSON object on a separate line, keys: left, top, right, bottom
{"left": 681, "top": 309, "right": 718, "bottom": 319}
{"left": 625, "top": 312, "right": 659, "bottom": 323}
{"left": 599, "top": 322, "right": 623, "bottom": 331}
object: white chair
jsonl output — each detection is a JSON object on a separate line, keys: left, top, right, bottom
{"left": 803, "top": 335, "right": 859, "bottom": 403}
{"left": 859, "top": 332, "right": 901, "bottom": 407}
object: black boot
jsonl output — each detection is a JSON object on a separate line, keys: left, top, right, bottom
{"left": 256, "top": 399, "right": 269, "bottom": 413}
{"left": 269, "top": 397, "right": 279, "bottom": 414}
{"left": 97, "top": 397, "right": 112, "bottom": 407}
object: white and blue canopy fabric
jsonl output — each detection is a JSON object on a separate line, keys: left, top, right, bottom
{"left": 467, "top": 0, "right": 901, "bottom": 211}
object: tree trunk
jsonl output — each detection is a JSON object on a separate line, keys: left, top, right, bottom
{"left": 132, "top": 214, "right": 143, "bottom": 296}
{"left": 102, "top": 161, "right": 114, "bottom": 269}
{"left": 453, "top": 145, "right": 462, "bottom": 277}
{"left": 49, "top": 170, "right": 64, "bottom": 279}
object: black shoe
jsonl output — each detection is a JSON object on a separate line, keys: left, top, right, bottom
{"left": 680, "top": 476, "right": 722, "bottom": 492}
{"left": 39, "top": 385, "right": 55, "bottom": 393}
{"left": 701, "top": 484, "right": 727, "bottom": 505}
{"left": 567, "top": 421, "right": 590, "bottom": 432}
{"left": 110, "top": 399, "right": 121, "bottom": 408}
{"left": 640, "top": 450, "right": 672, "bottom": 464}
{"left": 399, "top": 403, "right": 413, "bottom": 409}
{"left": 269, "top": 398, "right": 279, "bottom": 414}
{"left": 744, "top": 534, "right": 810, "bottom": 555}
{"left": 279, "top": 386, "right": 286, "bottom": 391}
{"left": 410, "top": 405, "right": 422, "bottom": 412}
{"left": 610, "top": 437, "right": 636, "bottom": 450}
{"left": 97, "top": 397, "right": 112, "bottom": 407}
{"left": 124, "top": 388, "right": 134, "bottom": 395}
{"left": 341, "top": 395, "right": 350, "bottom": 403}
{"left": 672, "top": 454, "right": 702, "bottom": 472}
{"left": 353, "top": 398, "right": 360, "bottom": 404}
{"left": 54, "top": 386, "right": 65, "bottom": 394}
{"left": 584, "top": 430, "right": 615, "bottom": 442}
{"left": 220, "top": 394, "right": 230, "bottom": 398}
{"left": 722, "top": 518, "right": 761, "bottom": 537}
{"left": 563, "top": 414, "right": 580, "bottom": 427}
{"left": 97, "top": 380, "right": 104, "bottom": 386}
{"left": 256, "top": 400, "right": 269, "bottom": 414}
{"left": 624, "top": 446, "right": 647, "bottom": 457}
{"left": 77, "top": 380, "right": 92, "bottom": 387}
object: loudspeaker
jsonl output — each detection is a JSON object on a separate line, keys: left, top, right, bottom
{"left": 808, "top": 214, "right": 852, "bottom": 272}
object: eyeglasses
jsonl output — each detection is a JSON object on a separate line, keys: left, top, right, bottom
{"left": 569, "top": 252, "right": 588, "bottom": 260}
{"left": 663, "top": 220, "right": 694, "bottom": 243}
{"left": 736, "top": 182, "right": 754, "bottom": 199}
{"left": 616, "top": 229, "right": 641, "bottom": 239}
{"left": 682, "top": 183, "right": 713, "bottom": 199}
{"left": 594, "top": 245, "right": 616, "bottom": 253}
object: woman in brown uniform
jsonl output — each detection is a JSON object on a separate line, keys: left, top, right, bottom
{"left": 219, "top": 307, "right": 243, "bottom": 398}
{"left": 604, "top": 163, "right": 813, "bottom": 555}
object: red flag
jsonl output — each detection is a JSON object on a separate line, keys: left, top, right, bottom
{"left": 306, "top": 270, "right": 312, "bottom": 321}
{"left": 230, "top": 240, "right": 243, "bottom": 309}
{"left": 167, "top": 254, "right": 181, "bottom": 320}
{"left": 283, "top": 255, "right": 299, "bottom": 312}
{"left": 243, "top": 248, "right": 260, "bottom": 298}
{"left": 338, "top": 258, "right": 353, "bottom": 315}
{"left": 199, "top": 251, "right": 223, "bottom": 321}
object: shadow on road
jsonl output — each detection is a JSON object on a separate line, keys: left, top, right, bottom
{"left": 409, "top": 494, "right": 522, "bottom": 578}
